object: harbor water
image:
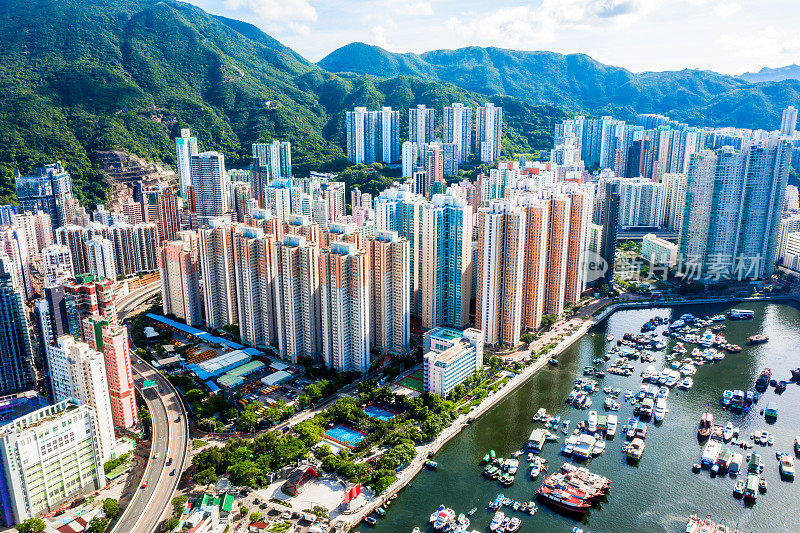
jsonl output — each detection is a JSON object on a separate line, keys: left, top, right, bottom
{"left": 368, "top": 301, "right": 800, "bottom": 532}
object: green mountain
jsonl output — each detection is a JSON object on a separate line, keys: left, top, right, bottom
{"left": 0, "top": 0, "right": 565, "bottom": 207}
{"left": 318, "top": 43, "right": 800, "bottom": 131}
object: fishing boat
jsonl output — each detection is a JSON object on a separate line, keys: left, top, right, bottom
{"left": 747, "top": 334, "right": 769, "bottom": 344}
{"left": 467, "top": 507, "right": 477, "bottom": 516}
{"left": 733, "top": 479, "right": 745, "bottom": 498}
{"left": 425, "top": 460, "right": 438, "bottom": 470}
{"left": 606, "top": 415, "right": 618, "bottom": 438}
{"left": 626, "top": 438, "right": 645, "bottom": 462}
{"left": 721, "top": 390, "right": 732, "bottom": 407}
{"left": 536, "top": 485, "right": 591, "bottom": 515}
{"left": 723, "top": 422, "right": 734, "bottom": 442}
{"left": 364, "top": 516, "right": 377, "bottom": 526}
{"left": 606, "top": 334, "right": 614, "bottom": 342}
{"left": 678, "top": 377, "right": 693, "bottom": 390}
{"left": 587, "top": 411, "right": 598, "bottom": 433}
{"left": 755, "top": 368, "right": 772, "bottom": 392}
{"left": 561, "top": 419, "right": 571, "bottom": 434}
{"left": 549, "top": 358, "right": 559, "bottom": 366}
{"left": 489, "top": 511, "right": 506, "bottom": 532}
{"left": 780, "top": 454, "right": 795, "bottom": 480}
{"left": 759, "top": 476, "right": 768, "bottom": 493}
{"left": 744, "top": 474, "right": 759, "bottom": 500}
{"left": 506, "top": 517, "right": 521, "bottom": 532}
{"left": 727, "top": 309, "right": 754, "bottom": 320}
{"left": 654, "top": 398, "right": 667, "bottom": 422}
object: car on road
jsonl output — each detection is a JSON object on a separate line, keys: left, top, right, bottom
{"left": 167, "top": 458, "right": 172, "bottom": 466}
{"left": 141, "top": 481, "right": 148, "bottom": 489}
{"left": 259, "top": 503, "right": 267, "bottom": 510}
{"left": 170, "top": 469, "right": 176, "bottom": 476}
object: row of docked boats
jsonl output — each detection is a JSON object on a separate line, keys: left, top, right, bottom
{"left": 427, "top": 505, "right": 474, "bottom": 532}
{"left": 535, "top": 463, "right": 611, "bottom": 516}
{"left": 685, "top": 513, "right": 744, "bottom": 533}
{"left": 487, "top": 493, "right": 537, "bottom": 515}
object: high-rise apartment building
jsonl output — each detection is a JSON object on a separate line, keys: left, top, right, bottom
{"left": 599, "top": 181, "right": 620, "bottom": 285}
{"left": 85, "top": 237, "right": 116, "bottom": 281}
{"left": 409, "top": 104, "right": 435, "bottom": 164}
{"left": 368, "top": 230, "right": 410, "bottom": 356}
{"left": 0, "top": 399, "right": 105, "bottom": 526}
{"left": 0, "top": 254, "right": 35, "bottom": 394}
{"left": 346, "top": 107, "right": 400, "bottom": 164}
{"left": 158, "top": 234, "right": 203, "bottom": 326}
{"left": 662, "top": 173, "right": 688, "bottom": 232}
{"left": 781, "top": 106, "right": 798, "bottom": 137}
{"left": 83, "top": 318, "right": 138, "bottom": 429}
{"left": 443, "top": 103, "right": 473, "bottom": 165}
{"left": 46, "top": 336, "right": 115, "bottom": 461}
{"left": 421, "top": 194, "right": 473, "bottom": 329}
{"left": 233, "top": 227, "right": 277, "bottom": 350}
{"left": 680, "top": 139, "right": 792, "bottom": 279}
{"left": 402, "top": 141, "right": 416, "bottom": 178}
{"left": 198, "top": 217, "right": 238, "bottom": 328}
{"left": 0, "top": 226, "right": 33, "bottom": 300}
{"left": 476, "top": 103, "right": 503, "bottom": 163}
{"left": 274, "top": 235, "right": 321, "bottom": 363}
{"left": 191, "top": 152, "right": 228, "bottom": 224}
{"left": 475, "top": 200, "right": 527, "bottom": 346}
{"left": 14, "top": 162, "right": 74, "bottom": 230}
{"left": 320, "top": 241, "right": 370, "bottom": 373}
{"left": 122, "top": 201, "right": 144, "bottom": 226}
{"left": 175, "top": 128, "right": 198, "bottom": 199}
{"left": 63, "top": 275, "right": 116, "bottom": 341}
{"left": 157, "top": 188, "right": 180, "bottom": 243}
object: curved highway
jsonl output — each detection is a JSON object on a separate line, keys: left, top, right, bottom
{"left": 112, "top": 283, "right": 190, "bottom": 533}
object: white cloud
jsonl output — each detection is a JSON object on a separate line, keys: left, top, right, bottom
{"left": 445, "top": 0, "right": 662, "bottom": 47}
{"left": 713, "top": 2, "right": 741, "bottom": 17}
{"left": 396, "top": 1, "right": 434, "bottom": 16}
{"left": 371, "top": 25, "right": 391, "bottom": 49}
{"left": 716, "top": 26, "right": 800, "bottom": 69}
{"left": 222, "top": 0, "right": 317, "bottom": 23}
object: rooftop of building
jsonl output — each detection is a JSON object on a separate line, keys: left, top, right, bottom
{"left": 428, "top": 338, "right": 474, "bottom": 364}
{"left": 425, "top": 326, "right": 465, "bottom": 342}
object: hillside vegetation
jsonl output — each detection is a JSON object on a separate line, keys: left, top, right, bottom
{"left": 0, "top": 0, "right": 565, "bottom": 206}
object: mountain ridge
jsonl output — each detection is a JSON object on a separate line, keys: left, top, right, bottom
{"left": 318, "top": 42, "right": 800, "bottom": 130}
{"left": 0, "top": 0, "right": 564, "bottom": 206}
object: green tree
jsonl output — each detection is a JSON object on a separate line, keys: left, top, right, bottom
{"left": 540, "top": 314, "right": 558, "bottom": 330}
{"left": 164, "top": 516, "right": 180, "bottom": 531}
{"left": 103, "top": 498, "right": 119, "bottom": 519}
{"left": 85, "top": 518, "right": 108, "bottom": 533}
{"left": 15, "top": 518, "right": 46, "bottom": 533}
{"left": 194, "top": 468, "right": 219, "bottom": 486}
{"left": 171, "top": 495, "right": 188, "bottom": 516}
{"left": 249, "top": 511, "right": 262, "bottom": 522}
{"left": 520, "top": 332, "right": 534, "bottom": 344}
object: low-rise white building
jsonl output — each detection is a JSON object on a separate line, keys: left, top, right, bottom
{"left": 423, "top": 328, "right": 483, "bottom": 398}
{"left": 642, "top": 233, "right": 678, "bottom": 267}
{"left": 0, "top": 398, "right": 105, "bottom": 526}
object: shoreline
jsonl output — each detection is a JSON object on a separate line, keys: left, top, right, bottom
{"left": 340, "top": 293, "right": 800, "bottom": 530}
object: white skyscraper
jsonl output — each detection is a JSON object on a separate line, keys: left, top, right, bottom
{"left": 41, "top": 244, "right": 74, "bottom": 282}
{"left": 191, "top": 152, "right": 228, "bottom": 224}
{"left": 85, "top": 236, "right": 117, "bottom": 280}
{"left": 443, "top": 103, "right": 473, "bottom": 164}
{"left": 781, "top": 106, "right": 798, "bottom": 136}
{"left": 476, "top": 103, "right": 503, "bottom": 163}
{"left": 346, "top": 107, "right": 400, "bottom": 165}
{"left": 46, "top": 336, "right": 116, "bottom": 462}
{"left": 409, "top": 104, "right": 434, "bottom": 163}
{"left": 402, "top": 141, "right": 417, "bottom": 178}
{"left": 175, "top": 128, "right": 198, "bottom": 199}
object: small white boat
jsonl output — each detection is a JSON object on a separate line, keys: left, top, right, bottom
{"left": 654, "top": 398, "right": 667, "bottom": 422}
{"left": 678, "top": 377, "right": 693, "bottom": 390}
{"left": 490, "top": 511, "right": 505, "bottom": 532}
{"left": 606, "top": 415, "right": 618, "bottom": 437}
{"left": 587, "top": 411, "right": 598, "bottom": 433}
{"left": 723, "top": 422, "right": 734, "bottom": 442}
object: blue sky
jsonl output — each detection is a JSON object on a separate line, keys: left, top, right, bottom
{"left": 185, "top": 0, "right": 800, "bottom": 74}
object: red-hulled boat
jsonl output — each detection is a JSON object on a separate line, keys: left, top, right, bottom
{"left": 536, "top": 485, "right": 592, "bottom": 515}
{"left": 698, "top": 410, "right": 713, "bottom": 440}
